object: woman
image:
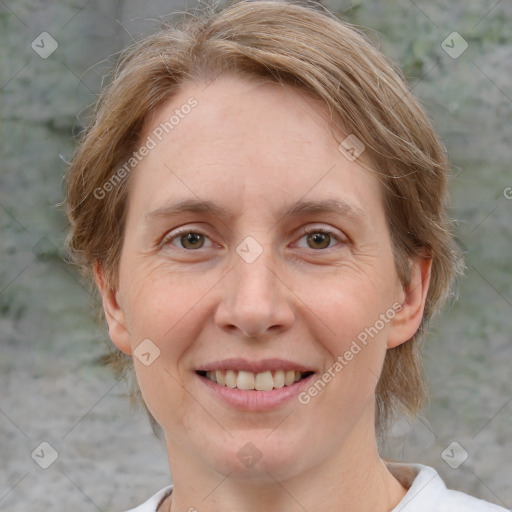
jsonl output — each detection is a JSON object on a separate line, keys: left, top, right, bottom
{"left": 65, "top": 1, "right": 506, "bottom": 510}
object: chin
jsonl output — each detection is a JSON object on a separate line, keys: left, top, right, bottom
{"left": 202, "top": 433, "right": 312, "bottom": 484}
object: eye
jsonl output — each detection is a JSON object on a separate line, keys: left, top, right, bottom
{"left": 160, "top": 228, "right": 213, "bottom": 250}
{"left": 297, "top": 227, "right": 346, "bottom": 250}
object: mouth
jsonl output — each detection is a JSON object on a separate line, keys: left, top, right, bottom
{"left": 196, "top": 369, "right": 315, "bottom": 391}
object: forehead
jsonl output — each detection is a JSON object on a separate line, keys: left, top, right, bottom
{"left": 129, "top": 74, "right": 383, "bottom": 223}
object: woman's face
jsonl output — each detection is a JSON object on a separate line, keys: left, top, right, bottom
{"left": 99, "top": 74, "right": 426, "bottom": 482}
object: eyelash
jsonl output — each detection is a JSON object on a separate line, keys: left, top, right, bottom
{"left": 159, "top": 226, "right": 346, "bottom": 251}
{"left": 160, "top": 228, "right": 215, "bottom": 250}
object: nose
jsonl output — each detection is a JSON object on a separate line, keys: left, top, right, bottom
{"left": 214, "top": 246, "right": 295, "bottom": 338}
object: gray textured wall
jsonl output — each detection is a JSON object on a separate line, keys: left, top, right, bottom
{"left": 1, "top": 0, "right": 511, "bottom": 510}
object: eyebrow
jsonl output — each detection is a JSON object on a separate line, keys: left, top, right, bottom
{"left": 147, "top": 198, "right": 231, "bottom": 220}
{"left": 280, "top": 198, "right": 367, "bottom": 221}
{"left": 146, "top": 197, "right": 368, "bottom": 225}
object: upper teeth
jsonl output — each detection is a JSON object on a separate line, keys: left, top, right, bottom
{"left": 204, "top": 370, "right": 303, "bottom": 391}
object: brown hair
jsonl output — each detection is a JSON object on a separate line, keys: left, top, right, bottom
{"left": 65, "top": 0, "right": 463, "bottom": 436}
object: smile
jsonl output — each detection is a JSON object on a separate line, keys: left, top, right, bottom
{"left": 197, "top": 369, "right": 314, "bottom": 391}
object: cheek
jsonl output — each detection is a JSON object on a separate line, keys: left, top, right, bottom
{"left": 122, "top": 268, "right": 206, "bottom": 424}
{"left": 311, "top": 267, "right": 396, "bottom": 392}
{"left": 304, "top": 301, "right": 391, "bottom": 428}
{"left": 132, "top": 358, "right": 197, "bottom": 442}
{"left": 322, "top": 294, "right": 391, "bottom": 381}
{"left": 319, "top": 270, "right": 396, "bottom": 344}
{"left": 120, "top": 263, "right": 220, "bottom": 363}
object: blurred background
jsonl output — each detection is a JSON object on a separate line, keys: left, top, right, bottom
{"left": 1, "top": 0, "right": 511, "bottom": 510}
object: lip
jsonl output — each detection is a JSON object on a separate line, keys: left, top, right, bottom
{"left": 196, "top": 358, "right": 316, "bottom": 374}
{"left": 196, "top": 369, "right": 316, "bottom": 411}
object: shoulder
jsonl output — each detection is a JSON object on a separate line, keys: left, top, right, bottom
{"left": 123, "top": 485, "right": 173, "bottom": 512}
{"left": 387, "top": 463, "right": 508, "bottom": 512}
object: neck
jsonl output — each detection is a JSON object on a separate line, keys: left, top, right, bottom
{"left": 163, "top": 423, "right": 407, "bottom": 512}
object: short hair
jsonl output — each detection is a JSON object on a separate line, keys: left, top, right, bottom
{"left": 65, "top": 0, "right": 463, "bottom": 436}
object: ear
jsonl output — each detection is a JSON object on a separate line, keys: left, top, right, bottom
{"left": 387, "top": 256, "right": 432, "bottom": 349}
{"left": 93, "top": 261, "right": 133, "bottom": 355}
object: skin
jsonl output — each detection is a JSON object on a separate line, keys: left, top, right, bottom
{"left": 95, "top": 74, "right": 432, "bottom": 512}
